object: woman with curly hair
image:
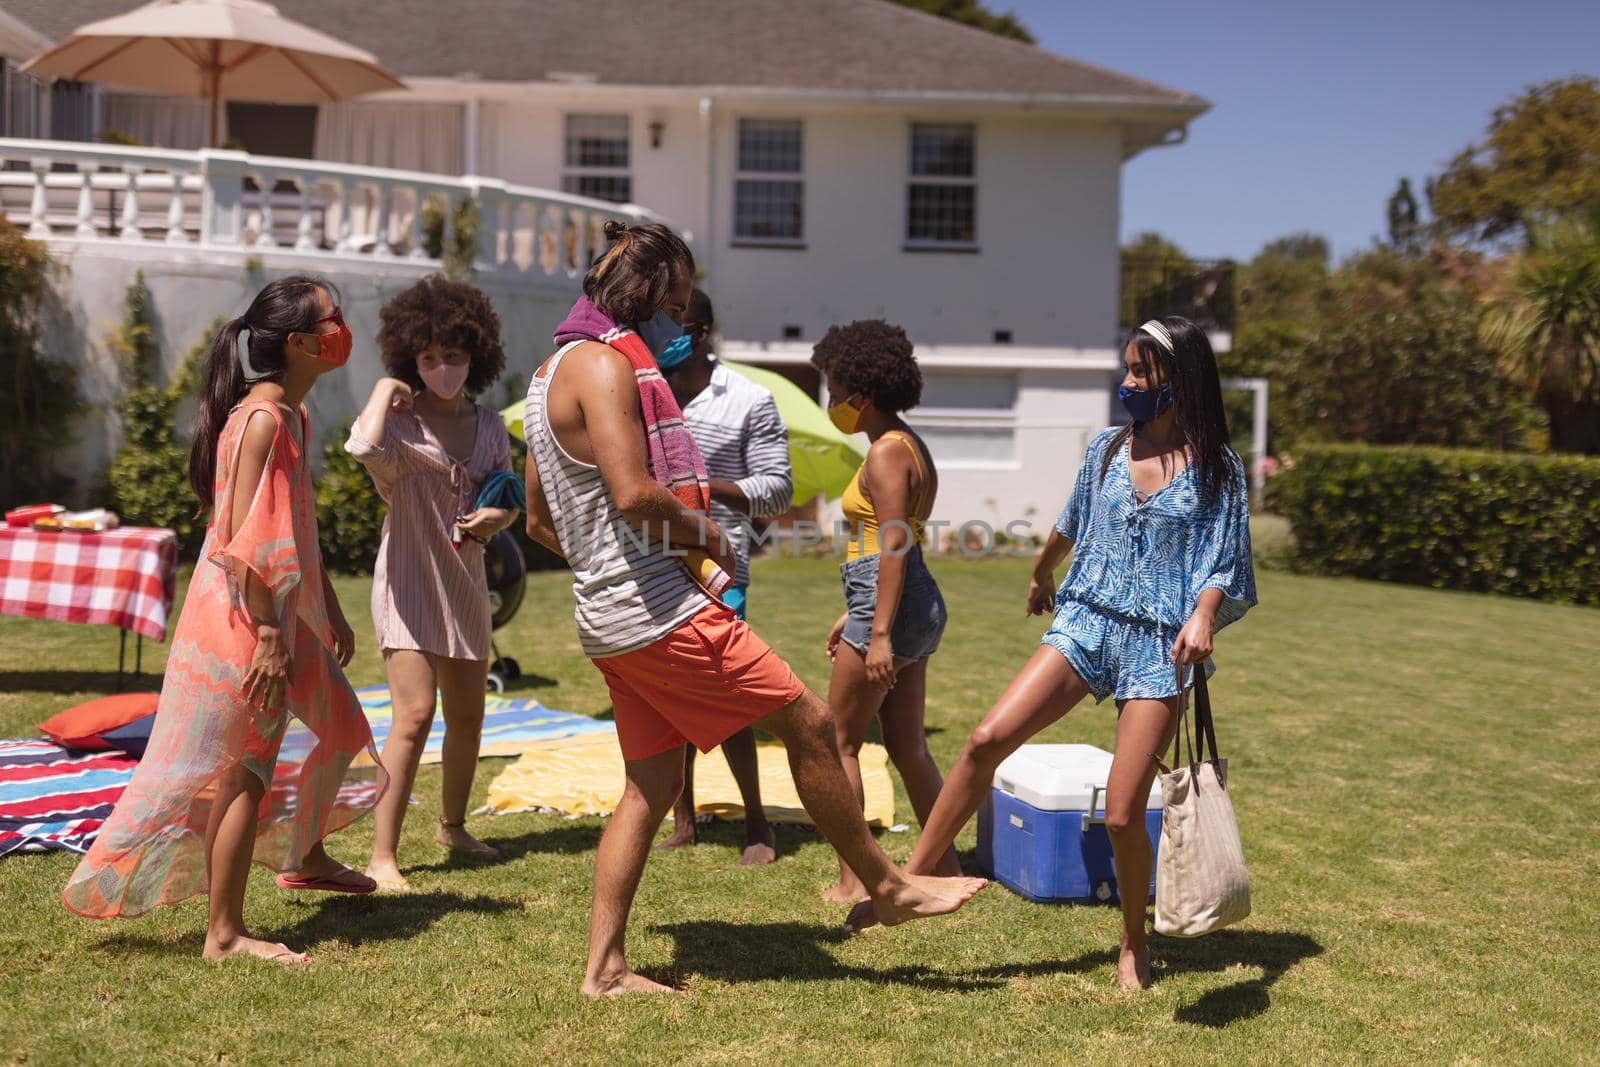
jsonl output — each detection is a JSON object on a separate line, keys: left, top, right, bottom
{"left": 346, "top": 275, "right": 519, "bottom": 890}
{"left": 812, "top": 320, "right": 960, "bottom": 903}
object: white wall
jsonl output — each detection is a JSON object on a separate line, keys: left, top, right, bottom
{"left": 36, "top": 242, "right": 577, "bottom": 499}
{"left": 475, "top": 96, "right": 1124, "bottom": 352}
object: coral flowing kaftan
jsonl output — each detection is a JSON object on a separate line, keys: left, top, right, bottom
{"left": 62, "top": 400, "right": 382, "bottom": 919}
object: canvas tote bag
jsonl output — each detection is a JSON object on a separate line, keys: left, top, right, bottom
{"left": 1153, "top": 662, "right": 1251, "bottom": 936}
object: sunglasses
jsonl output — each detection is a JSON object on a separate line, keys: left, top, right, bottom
{"left": 313, "top": 308, "right": 345, "bottom": 329}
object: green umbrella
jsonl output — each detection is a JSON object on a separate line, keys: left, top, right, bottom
{"left": 499, "top": 359, "right": 866, "bottom": 505}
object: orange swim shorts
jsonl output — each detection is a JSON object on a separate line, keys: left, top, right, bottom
{"left": 595, "top": 604, "right": 807, "bottom": 761}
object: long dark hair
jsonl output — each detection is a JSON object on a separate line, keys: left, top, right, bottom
{"left": 583, "top": 220, "right": 694, "bottom": 324}
{"left": 187, "top": 275, "right": 334, "bottom": 510}
{"left": 1102, "top": 315, "right": 1234, "bottom": 500}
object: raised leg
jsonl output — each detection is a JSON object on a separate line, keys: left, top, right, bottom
{"left": 366, "top": 650, "right": 438, "bottom": 890}
{"left": 434, "top": 655, "right": 497, "bottom": 857}
{"left": 583, "top": 746, "right": 685, "bottom": 996}
{"left": 845, "top": 646, "right": 1090, "bottom": 931}
{"left": 756, "top": 688, "right": 987, "bottom": 929}
{"left": 1106, "top": 696, "right": 1179, "bottom": 991}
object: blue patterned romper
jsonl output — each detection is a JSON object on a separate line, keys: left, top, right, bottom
{"left": 1043, "top": 427, "right": 1257, "bottom": 702}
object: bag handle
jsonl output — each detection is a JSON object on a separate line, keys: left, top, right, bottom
{"left": 1160, "top": 659, "right": 1219, "bottom": 772}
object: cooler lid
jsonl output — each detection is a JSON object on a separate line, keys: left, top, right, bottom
{"left": 993, "top": 743, "right": 1162, "bottom": 811}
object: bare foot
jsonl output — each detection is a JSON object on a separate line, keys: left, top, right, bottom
{"left": 740, "top": 824, "right": 777, "bottom": 867}
{"left": 365, "top": 861, "right": 413, "bottom": 893}
{"left": 1117, "top": 944, "right": 1152, "bottom": 991}
{"left": 436, "top": 822, "right": 500, "bottom": 858}
{"left": 581, "top": 970, "right": 679, "bottom": 997}
{"left": 203, "top": 933, "right": 310, "bottom": 965}
{"left": 653, "top": 826, "right": 696, "bottom": 852}
{"left": 868, "top": 874, "right": 987, "bottom": 929}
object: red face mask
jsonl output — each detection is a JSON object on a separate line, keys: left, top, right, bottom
{"left": 299, "top": 309, "right": 352, "bottom": 367}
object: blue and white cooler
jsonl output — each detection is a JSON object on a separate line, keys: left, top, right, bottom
{"left": 976, "top": 743, "right": 1163, "bottom": 904}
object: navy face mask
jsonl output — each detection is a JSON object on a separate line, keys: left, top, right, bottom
{"left": 637, "top": 310, "right": 691, "bottom": 368}
{"left": 1119, "top": 382, "right": 1174, "bottom": 422}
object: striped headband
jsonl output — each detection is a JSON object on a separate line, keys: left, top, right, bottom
{"left": 1138, "top": 320, "right": 1174, "bottom": 353}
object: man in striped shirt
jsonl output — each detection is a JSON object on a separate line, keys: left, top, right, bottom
{"left": 657, "top": 289, "right": 793, "bottom": 865}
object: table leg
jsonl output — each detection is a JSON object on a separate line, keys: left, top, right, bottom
{"left": 117, "top": 628, "right": 128, "bottom": 693}
{"left": 136, "top": 633, "right": 144, "bottom": 675}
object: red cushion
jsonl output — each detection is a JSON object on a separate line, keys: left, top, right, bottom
{"left": 37, "top": 692, "right": 159, "bottom": 750}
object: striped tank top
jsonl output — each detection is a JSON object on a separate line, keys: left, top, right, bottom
{"left": 526, "top": 342, "right": 709, "bottom": 658}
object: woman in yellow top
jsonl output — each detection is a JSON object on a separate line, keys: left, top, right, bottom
{"left": 812, "top": 320, "right": 960, "bottom": 903}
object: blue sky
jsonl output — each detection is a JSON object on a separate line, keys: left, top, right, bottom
{"left": 1005, "top": 0, "right": 1600, "bottom": 262}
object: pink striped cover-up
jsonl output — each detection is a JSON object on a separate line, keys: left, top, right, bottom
{"left": 346, "top": 403, "right": 513, "bottom": 662}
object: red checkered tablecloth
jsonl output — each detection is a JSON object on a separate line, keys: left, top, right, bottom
{"left": 0, "top": 526, "right": 179, "bottom": 641}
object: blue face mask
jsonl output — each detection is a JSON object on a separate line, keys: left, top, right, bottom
{"left": 637, "top": 310, "right": 691, "bottom": 368}
{"left": 1119, "top": 382, "right": 1174, "bottom": 422}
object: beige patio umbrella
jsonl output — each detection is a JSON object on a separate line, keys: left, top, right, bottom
{"left": 23, "top": 0, "right": 404, "bottom": 146}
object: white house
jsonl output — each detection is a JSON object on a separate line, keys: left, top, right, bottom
{"left": 4, "top": 0, "right": 1209, "bottom": 534}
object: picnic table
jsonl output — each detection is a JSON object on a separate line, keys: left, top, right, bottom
{"left": 0, "top": 525, "right": 179, "bottom": 688}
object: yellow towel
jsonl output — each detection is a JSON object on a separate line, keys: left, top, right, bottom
{"left": 483, "top": 735, "right": 896, "bottom": 828}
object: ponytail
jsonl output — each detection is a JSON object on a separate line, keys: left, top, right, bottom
{"left": 186, "top": 275, "right": 335, "bottom": 511}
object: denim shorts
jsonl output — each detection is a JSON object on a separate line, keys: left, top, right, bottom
{"left": 839, "top": 546, "right": 947, "bottom": 661}
{"left": 1042, "top": 600, "right": 1213, "bottom": 703}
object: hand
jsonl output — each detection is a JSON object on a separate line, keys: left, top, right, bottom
{"left": 826, "top": 613, "right": 849, "bottom": 661}
{"left": 1026, "top": 569, "right": 1056, "bottom": 617}
{"left": 329, "top": 607, "right": 356, "bottom": 668}
{"left": 377, "top": 377, "right": 414, "bottom": 412}
{"left": 242, "top": 625, "right": 292, "bottom": 710}
{"left": 864, "top": 633, "right": 896, "bottom": 689}
{"left": 455, "top": 507, "right": 512, "bottom": 544}
{"left": 1170, "top": 610, "right": 1215, "bottom": 665}
{"left": 707, "top": 522, "right": 739, "bottom": 580}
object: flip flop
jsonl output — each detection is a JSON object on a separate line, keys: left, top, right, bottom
{"left": 274, "top": 870, "right": 377, "bottom": 895}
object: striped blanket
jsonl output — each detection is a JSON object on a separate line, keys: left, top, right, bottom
{"left": 0, "top": 739, "right": 136, "bottom": 856}
{"left": 355, "top": 686, "right": 613, "bottom": 766}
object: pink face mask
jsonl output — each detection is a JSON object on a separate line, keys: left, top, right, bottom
{"left": 419, "top": 361, "right": 470, "bottom": 399}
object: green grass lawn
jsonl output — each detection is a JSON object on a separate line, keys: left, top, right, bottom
{"left": 2, "top": 548, "right": 1598, "bottom": 1064}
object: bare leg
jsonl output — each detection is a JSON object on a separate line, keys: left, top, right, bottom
{"left": 756, "top": 689, "right": 986, "bottom": 928}
{"left": 822, "top": 642, "right": 891, "bottom": 902}
{"left": 720, "top": 728, "right": 776, "bottom": 865}
{"left": 583, "top": 747, "right": 685, "bottom": 996}
{"left": 656, "top": 745, "right": 697, "bottom": 851}
{"left": 845, "top": 646, "right": 1090, "bottom": 931}
{"left": 202, "top": 763, "right": 307, "bottom": 965}
{"left": 877, "top": 659, "right": 961, "bottom": 877}
{"left": 1106, "top": 697, "right": 1178, "bottom": 991}
{"left": 366, "top": 650, "right": 437, "bottom": 890}
{"left": 434, "top": 655, "right": 496, "bottom": 857}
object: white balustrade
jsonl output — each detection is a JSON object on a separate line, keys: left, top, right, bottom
{"left": 0, "top": 137, "right": 649, "bottom": 278}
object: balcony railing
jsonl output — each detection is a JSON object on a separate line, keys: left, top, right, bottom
{"left": 0, "top": 137, "right": 649, "bottom": 276}
{"left": 1120, "top": 256, "right": 1237, "bottom": 333}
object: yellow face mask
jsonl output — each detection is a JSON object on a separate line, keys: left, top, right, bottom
{"left": 828, "top": 395, "right": 863, "bottom": 434}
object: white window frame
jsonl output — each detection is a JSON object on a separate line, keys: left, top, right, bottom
{"left": 561, "top": 113, "right": 632, "bottom": 204}
{"left": 732, "top": 117, "right": 805, "bottom": 248}
{"left": 905, "top": 122, "right": 978, "bottom": 252}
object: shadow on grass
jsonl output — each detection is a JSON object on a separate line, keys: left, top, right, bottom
{"left": 276, "top": 890, "right": 518, "bottom": 947}
{"left": 498, "top": 672, "right": 559, "bottom": 693}
{"left": 407, "top": 821, "right": 605, "bottom": 873}
{"left": 653, "top": 919, "right": 1319, "bottom": 1017}
{"left": 0, "top": 669, "right": 161, "bottom": 696}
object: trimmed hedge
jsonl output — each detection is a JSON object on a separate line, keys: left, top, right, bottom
{"left": 1272, "top": 445, "right": 1600, "bottom": 604}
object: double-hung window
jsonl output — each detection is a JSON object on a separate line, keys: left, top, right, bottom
{"left": 561, "top": 114, "right": 631, "bottom": 204}
{"left": 733, "top": 118, "right": 804, "bottom": 246}
{"left": 906, "top": 122, "right": 977, "bottom": 249}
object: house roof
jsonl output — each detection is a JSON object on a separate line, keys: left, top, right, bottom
{"left": 8, "top": 0, "right": 1205, "bottom": 110}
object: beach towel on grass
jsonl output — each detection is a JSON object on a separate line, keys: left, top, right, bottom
{"left": 354, "top": 686, "right": 612, "bottom": 766}
{"left": 553, "top": 297, "right": 732, "bottom": 597}
{"left": 0, "top": 739, "right": 136, "bottom": 856}
{"left": 481, "top": 733, "right": 897, "bottom": 828}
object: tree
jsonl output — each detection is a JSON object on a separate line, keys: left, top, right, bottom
{"left": 1260, "top": 233, "right": 1330, "bottom": 265}
{"left": 1120, "top": 231, "right": 1193, "bottom": 326}
{"left": 1481, "top": 202, "right": 1600, "bottom": 453}
{"left": 1428, "top": 77, "right": 1600, "bottom": 247}
{"left": 1386, "top": 178, "right": 1422, "bottom": 252}
{"left": 888, "top": 0, "right": 1034, "bottom": 43}
{"left": 0, "top": 221, "right": 77, "bottom": 504}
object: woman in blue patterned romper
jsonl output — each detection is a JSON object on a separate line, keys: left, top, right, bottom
{"left": 846, "top": 316, "right": 1256, "bottom": 990}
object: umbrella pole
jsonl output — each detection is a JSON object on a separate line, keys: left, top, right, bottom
{"left": 206, "top": 43, "right": 221, "bottom": 148}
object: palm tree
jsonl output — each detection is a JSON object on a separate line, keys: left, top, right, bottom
{"left": 1482, "top": 202, "right": 1600, "bottom": 453}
